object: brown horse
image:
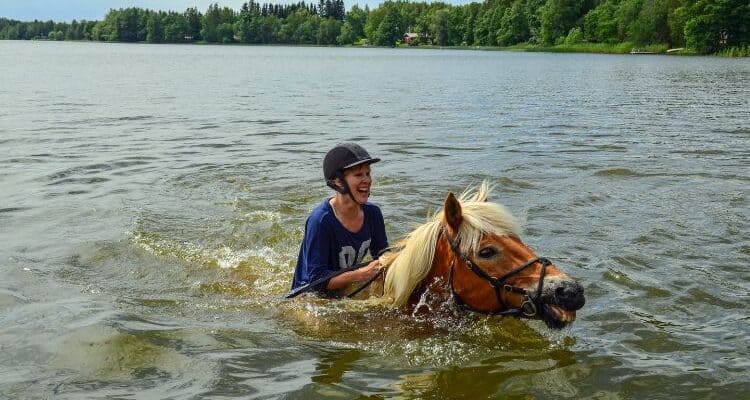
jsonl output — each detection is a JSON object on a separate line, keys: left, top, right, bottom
{"left": 375, "top": 183, "right": 585, "bottom": 329}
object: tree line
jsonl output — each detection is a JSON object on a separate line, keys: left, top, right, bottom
{"left": 1, "top": 0, "right": 748, "bottom": 55}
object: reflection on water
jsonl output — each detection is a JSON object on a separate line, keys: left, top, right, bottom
{"left": 1, "top": 41, "right": 749, "bottom": 398}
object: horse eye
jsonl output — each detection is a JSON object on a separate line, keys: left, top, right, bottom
{"left": 477, "top": 247, "right": 497, "bottom": 258}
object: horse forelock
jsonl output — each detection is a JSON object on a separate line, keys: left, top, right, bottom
{"left": 455, "top": 182, "right": 519, "bottom": 252}
{"left": 381, "top": 183, "right": 519, "bottom": 307}
{"left": 453, "top": 201, "right": 519, "bottom": 254}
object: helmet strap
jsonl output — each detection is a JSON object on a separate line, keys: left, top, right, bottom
{"left": 347, "top": 190, "right": 359, "bottom": 204}
{"left": 330, "top": 172, "right": 362, "bottom": 205}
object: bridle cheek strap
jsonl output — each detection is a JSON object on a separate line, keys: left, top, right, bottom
{"left": 442, "top": 227, "right": 550, "bottom": 317}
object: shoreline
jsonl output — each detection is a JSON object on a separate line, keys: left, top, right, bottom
{"left": 13, "top": 38, "right": 743, "bottom": 57}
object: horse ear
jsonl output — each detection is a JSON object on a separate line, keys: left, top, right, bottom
{"left": 444, "top": 192, "right": 463, "bottom": 231}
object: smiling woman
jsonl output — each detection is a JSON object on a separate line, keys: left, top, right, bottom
{"left": 290, "top": 143, "right": 389, "bottom": 296}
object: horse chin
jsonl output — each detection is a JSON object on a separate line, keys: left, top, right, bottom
{"left": 540, "top": 304, "right": 577, "bottom": 330}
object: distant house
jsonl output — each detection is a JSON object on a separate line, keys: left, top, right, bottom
{"left": 403, "top": 32, "right": 419, "bottom": 45}
{"left": 184, "top": 35, "right": 194, "bottom": 41}
{"left": 403, "top": 32, "right": 430, "bottom": 46}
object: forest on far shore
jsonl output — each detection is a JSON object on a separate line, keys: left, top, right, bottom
{"left": 1, "top": 0, "right": 748, "bottom": 56}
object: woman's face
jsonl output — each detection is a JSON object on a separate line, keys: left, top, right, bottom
{"left": 341, "top": 164, "right": 372, "bottom": 204}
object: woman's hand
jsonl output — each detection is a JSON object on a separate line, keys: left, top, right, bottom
{"left": 357, "top": 259, "right": 382, "bottom": 281}
{"left": 326, "top": 259, "right": 384, "bottom": 291}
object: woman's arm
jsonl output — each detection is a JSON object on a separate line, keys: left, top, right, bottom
{"left": 326, "top": 259, "right": 381, "bottom": 290}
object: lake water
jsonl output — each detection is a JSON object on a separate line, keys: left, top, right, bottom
{"left": 1, "top": 40, "right": 749, "bottom": 399}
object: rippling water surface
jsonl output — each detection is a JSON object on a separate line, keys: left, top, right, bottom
{"left": 1, "top": 41, "right": 749, "bottom": 399}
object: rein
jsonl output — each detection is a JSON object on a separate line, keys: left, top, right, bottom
{"left": 442, "top": 227, "right": 550, "bottom": 317}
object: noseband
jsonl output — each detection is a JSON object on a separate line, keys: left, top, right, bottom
{"left": 442, "top": 227, "right": 550, "bottom": 317}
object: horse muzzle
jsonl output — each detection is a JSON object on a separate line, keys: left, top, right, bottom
{"left": 538, "top": 280, "right": 585, "bottom": 329}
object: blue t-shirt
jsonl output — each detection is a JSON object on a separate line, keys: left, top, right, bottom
{"left": 291, "top": 199, "right": 388, "bottom": 293}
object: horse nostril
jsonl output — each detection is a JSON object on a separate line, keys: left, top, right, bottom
{"left": 553, "top": 281, "right": 585, "bottom": 310}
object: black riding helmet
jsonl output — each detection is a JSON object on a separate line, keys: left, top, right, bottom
{"left": 323, "top": 143, "right": 381, "bottom": 200}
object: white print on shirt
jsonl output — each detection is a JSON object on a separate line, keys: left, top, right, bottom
{"left": 338, "top": 239, "right": 371, "bottom": 269}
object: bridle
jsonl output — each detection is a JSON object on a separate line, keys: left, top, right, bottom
{"left": 442, "top": 226, "right": 550, "bottom": 317}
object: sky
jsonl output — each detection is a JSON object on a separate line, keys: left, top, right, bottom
{"left": 0, "top": 0, "right": 472, "bottom": 22}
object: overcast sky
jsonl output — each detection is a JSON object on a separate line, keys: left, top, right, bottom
{"left": 0, "top": 0, "right": 472, "bottom": 22}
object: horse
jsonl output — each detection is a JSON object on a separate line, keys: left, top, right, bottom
{"left": 367, "top": 183, "right": 585, "bottom": 330}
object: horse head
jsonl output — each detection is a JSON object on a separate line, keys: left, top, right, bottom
{"left": 382, "top": 183, "right": 585, "bottom": 330}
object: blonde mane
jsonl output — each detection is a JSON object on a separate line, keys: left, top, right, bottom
{"left": 379, "top": 182, "right": 519, "bottom": 306}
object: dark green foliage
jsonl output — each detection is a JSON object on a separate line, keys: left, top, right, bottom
{"left": 373, "top": 5, "right": 403, "bottom": 46}
{"left": 539, "top": 0, "right": 582, "bottom": 45}
{"left": 184, "top": 7, "right": 202, "bottom": 40}
{"left": 498, "top": 0, "right": 530, "bottom": 46}
{"left": 432, "top": 9, "right": 450, "bottom": 45}
{"left": 473, "top": 4, "right": 502, "bottom": 46}
{"left": 201, "top": 3, "right": 235, "bottom": 43}
{"left": 682, "top": 0, "right": 750, "bottom": 53}
{"left": 146, "top": 13, "right": 162, "bottom": 43}
{"left": 1, "top": 0, "right": 748, "bottom": 54}
{"left": 346, "top": 5, "right": 367, "bottom": 39}
{"left": 630, "top": 0, "right": 669, "bottom": 44}
{"left": 583, "top": 0, "right": 618, "bottom": 43}
{"left": 318, "top": 18, "right": 343, "bottom": 44}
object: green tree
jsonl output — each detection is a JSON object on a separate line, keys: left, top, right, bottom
{"left": 184, "top": 7, "right": 201, "bottom": 40}
{"left": 116, "top": 8, "right": 146, "bottom": 42}
{"left": 498, "top": 0, "right": 530, "bottom": 45}
{"left": 474, "top": 4, "right": 504, "bottom": 46}
{"left": 432, "top": 9, "right": 450, "bottom": 46}
{"left": 65, "top": 20, "right": 78, "bottom": 40}
{"left": 235, "top": 6, "right": 258, "bottom": 43}
{"left": 258, "top": 16, "right": 279, "bottom": 43}
{"left": 146, "top": 13, "right": 162, "bottom": 43}
{"left": 201, "top": 3, "right": 221, "bottom": 42}
{"left": 445, "top": 6, "right": 466, "bottom": 46}
{"left": 318, "top": 17, "right": 342, "bottom": 44}
{"left": 337, "top": 21, "right": 357, "bottom": 44}
{"left": 161, "top": 12, "right": 188, "bottom": 42}
{"left": 683, "top": 0, "right": 750, "bottom": 53}
{"left": 461, "top": 2, "right": 482, "bottom": 45}
{"left": 539, "top": 0, "right": 582, "bottom": 45}
{"left": 217, "top": 22, "right": 234, "bottom": 43}
{"left": 346, "top": 5, "right": 367, "bottom": 39}
{"left": 564, "top": 26, "right": 582, "bottom": 44}
{"left": 5, "top": 25, "right": 21, "bottom": 40}
{"left": 668, "top": 0, "right": 688, "bottom": 46}
{"left": 519, "top": 0, "right": 544, "bottom": 44}
{"left": 91, "top": 21, "right": 104, "bottom": 41}
{"left": 364, "top": 4, "right": 385, "bottom": 41}
{"left": 82, "top": 20, "right": 97, "bottom": 40}
{"left": 97, "top": 11, "right": 121, "bottom": 41}
{"left": 278, "top": 9, "right": 317, "bottom": 44}
{"left": 631, "top": 0, "right": 669, "bottom": 44}
{"left": 583, "top": 0, "right": 618, "bottom": 43}
{"left": 373, "top": 5, "right": 402, "bottom": 46}
{"left": 614, "top": 0, "right": 641, "bottom": 42}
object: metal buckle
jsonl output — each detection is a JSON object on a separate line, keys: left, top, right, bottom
{"left": 520, "top": 298, "right": 537, "bottom": 317}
